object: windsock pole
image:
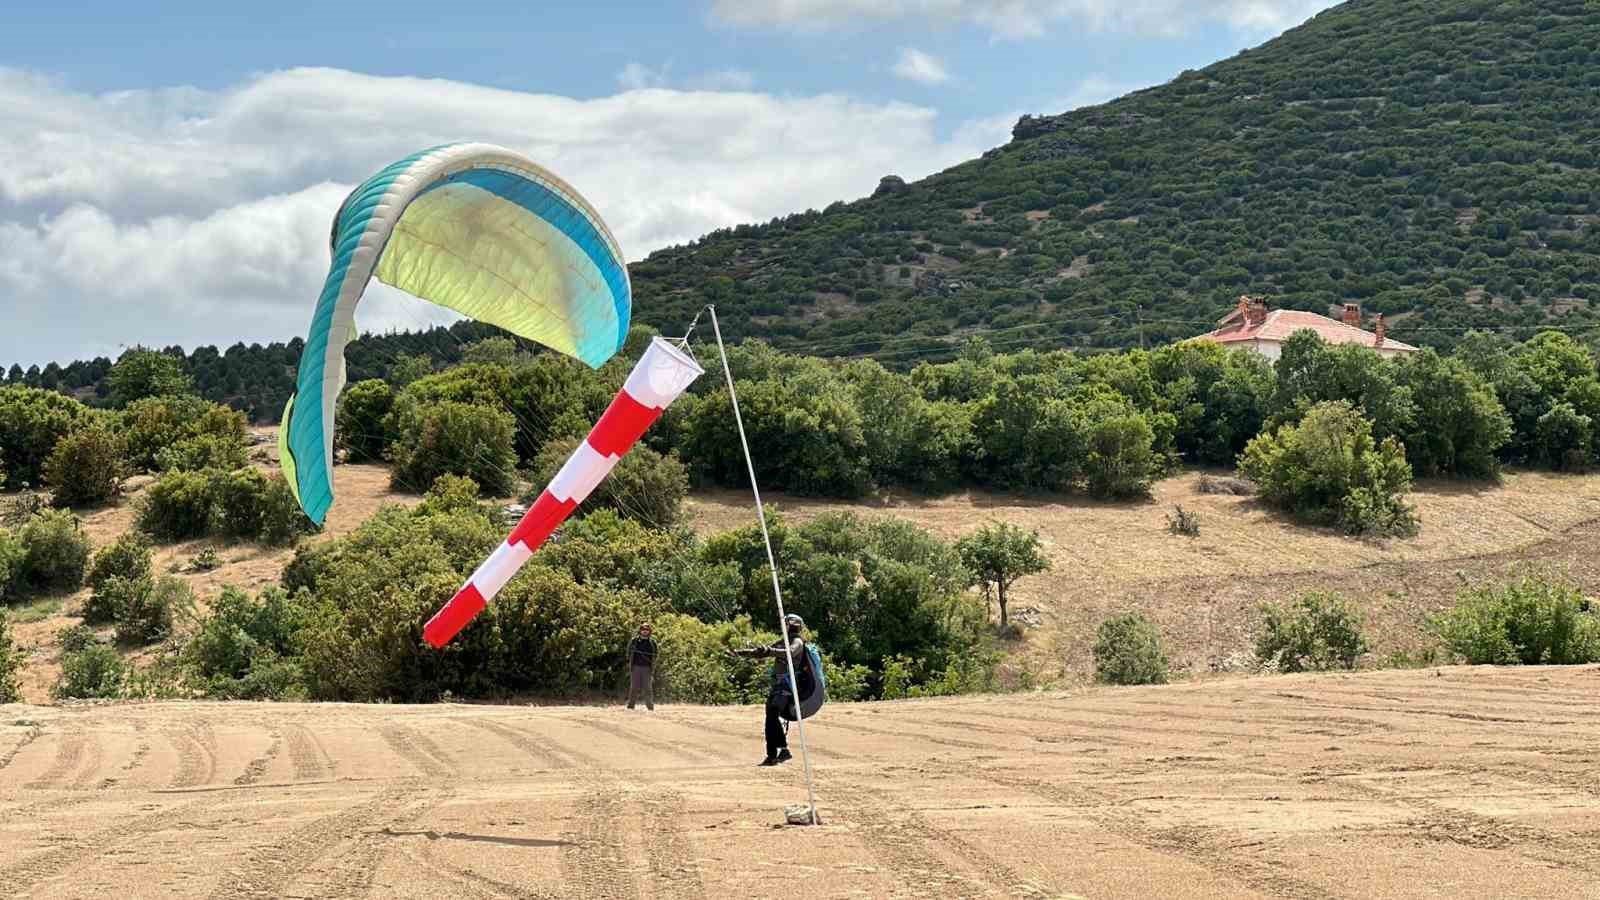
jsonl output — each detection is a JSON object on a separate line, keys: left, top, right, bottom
{"left": 707, "top": 305, "right": 819, "bottom": 826}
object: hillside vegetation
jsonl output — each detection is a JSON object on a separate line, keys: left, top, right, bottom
{"left": 628, "top": 0, "right": 1600, "bottom": 355}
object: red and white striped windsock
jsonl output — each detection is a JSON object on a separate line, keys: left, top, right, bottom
{"left": 422, "top": 337, "right": 705, "bottom": 649}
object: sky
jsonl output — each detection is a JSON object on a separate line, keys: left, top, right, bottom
{"left": 0, "top": 0, "right": 1339, "bottom": 367}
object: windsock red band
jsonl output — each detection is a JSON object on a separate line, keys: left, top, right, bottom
{"left": 424, "top": 583, "right": 486, "bottom": 649}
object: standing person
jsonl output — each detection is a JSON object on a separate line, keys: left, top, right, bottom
{"left": 731, "top": 614, "right": 812, "bottom": 766}
{"left": 626, "top": 623, "right": 658, "bottom": 711}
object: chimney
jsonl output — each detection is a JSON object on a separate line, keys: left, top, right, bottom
{"left": 1246, "top": 296, "right": 1268, "bottom": 326}
{"left": 1374, "top": 314, "right": 1386, "bottom": 348}
{"left": 1342, "top": 303, "right": 1361, "bottom": 328}
{"left": 1235, "top": 295, "right": 1250, "bottom": 321}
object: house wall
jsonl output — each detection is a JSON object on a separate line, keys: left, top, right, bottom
{"left": 1251, "top": 340, "right": 1412, "bottom": 360}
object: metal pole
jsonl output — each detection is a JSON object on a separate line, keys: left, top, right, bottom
{"left": 707, "top": 305, "right": 819, "bottom": 825}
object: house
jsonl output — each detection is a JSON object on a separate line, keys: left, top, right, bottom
{"left": 1196, "top": 296, "right": 1418, "bottom": 361}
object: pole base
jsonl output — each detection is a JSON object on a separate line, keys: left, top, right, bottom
{"left": 784, "top": 803, "right": 822, "bottom": 826}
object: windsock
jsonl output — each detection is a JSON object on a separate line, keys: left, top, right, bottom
{"left": 423, "top": 336, "right": 704, "bottom": 648}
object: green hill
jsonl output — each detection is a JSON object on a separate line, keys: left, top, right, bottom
{"left": 629, "top": 0, "right": 1600, "bottom": 358}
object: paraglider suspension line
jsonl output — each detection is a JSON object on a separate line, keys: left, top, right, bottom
{"left": 706, "top": 304, "right": 820, "bottom": 827}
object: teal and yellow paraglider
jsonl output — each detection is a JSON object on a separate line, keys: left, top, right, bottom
{"left": 280, "top": 143, "right": 631, "bottom": 526}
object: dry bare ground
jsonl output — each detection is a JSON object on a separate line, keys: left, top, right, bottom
{"left": 4, "top": 665, "right": 1600, "bottom": 898}
{"left": 687, "top": 470, "right": 1600, "bottom": 680}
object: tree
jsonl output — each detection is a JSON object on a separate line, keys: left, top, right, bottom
{"left": 1240, "top": 400, "right": 1418, "bottom": 536}
{"left": 389, "top": 353, "right": 435, "bottom": 388}
{"left": 529, "top": 436, "right": 688, "bottom": 527}
{"left": 44, "top": 424, "right": 125, "bottom": 507}
{"left": 108, "top": 348, "right": 194, "bottom": 407}
{"left": 956, "top": 522, "right": 1049, "bottom": 628}
{"left": 388, "top": 399, "right": 518, "bottom": 497}
{"left": 1393, "top": 349, "right": 1510, "bottom": 478}
{"left": 336, "top": 379, "right": 395, "bottom": 463}
{"left": 0, "top": 386, "right": 93, "bottom": 488}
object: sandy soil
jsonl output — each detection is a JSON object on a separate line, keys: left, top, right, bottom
{"left": 3, "top": 665, "right": 1600, "bottom": 899}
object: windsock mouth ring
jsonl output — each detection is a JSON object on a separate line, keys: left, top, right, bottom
{"left": 648, "top": 335, "right": 705, "bottom": 376}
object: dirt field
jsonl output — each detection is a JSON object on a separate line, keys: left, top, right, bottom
{"left": 688, "top": 470, "right": 1600, "bottom": 679}
{"left": 4, "top": 665, "right": 1599, "bottom": 899}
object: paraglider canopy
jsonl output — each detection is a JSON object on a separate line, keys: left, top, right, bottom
{"left": 279, "top": 143, "right": 631, "bottom": 526}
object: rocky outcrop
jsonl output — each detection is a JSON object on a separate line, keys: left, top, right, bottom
{"left": 873, "top": 175, "right": 909, "bottom": 197}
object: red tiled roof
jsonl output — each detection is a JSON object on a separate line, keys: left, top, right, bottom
{"left": 1201, "top": 310, "right": 1417, "bottom": 352}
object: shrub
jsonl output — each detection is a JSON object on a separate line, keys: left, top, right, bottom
{"left": 213, "top": 467, "right": 272, "bottom": 539}
{"left": 336, "top": 379, "right": 396, "bottom": 464}
{"left": 87, "top": 531, "right": 155, "bottom": 593}
{"left": 1239, "top": 400, "right": 1418, "bottom": 537}
{"left": 645, "top": 614, "right": 770, "bottom": 704}
{"left": 155, "top": 434, "right": 249, "bottom": 473}
{"left": 54, "top": 644, "right": 126, "bottom": 699}
{"left": 108, "top": 348, "right": 194, "bottom": 407}
{"left": 17, "top": 509, "right": 92, "bottom": 594}
{"left": 1166, "top": 505, "right": 1201, "bottom": 537}
{"left": 120, "top": 396, "right": 248, "bottom": 473}
{"left": 388, "top": 400, "right": 517, "bottom": 497}
{"left": 190, "top": 548, "right": 221, "bottom": 572}
{"left": 259, "top": 474, "right": 313, "bottom": 546}
{"left": 187, "top": 585, "right": 309, "bottom": 699}
{"left": 1093, "top": 613, "right": 1170, "bottom": 685}
{"left": 0, "top": 385, "right": 92, "bottom": 488}
{"left": 0, "top": 612, "right": 19, "bottom": 703}
{"left": 137, "top": 470, "right": 215, "bottom": 540}
{"left": 43, "top": 424, "right": 125, "bottom": 507}
{"left": 1255, "top": 592, "right": 1369, "bottom": 672}
{"left": 528, "top": 437, "right": 689, "bottom": 528}
{"left": 114, "top": 576, "right": 192, "bottom": 645}
{"left": 1084, "top": 409, "right": 1158, "bottom": 499}
{"left": 0, "top": 530, "right": 24, "bottom": 601}
{"left": 58, "top": 624, "right": 96, "bottom": 653}
{"left": 1431, "top": 570, "right": 1600, "bottom": 665}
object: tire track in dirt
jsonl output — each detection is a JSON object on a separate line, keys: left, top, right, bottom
{"left": 99, "top": 738, "right": 153, "bottom": 790}
{"left": 204, "top": 787, "right": 416, "bottom": 900}
{"left": 167, "top": 722, "right": 218, "bottom": 788}
{"left": 575, "top": 716, "right": 721, "bottom": 767}
{"left": 832, "top": 778, "right": 1044, "bottom": 900}
{"left": 1331, "top": 772, "right": 1600, "bottom": 877}
{"left": 233, "top": 729, "right": 282, "bottom": 786}
{"left": 314, "top": 788, "right": 455, "bottom": 900}
{"left": 25, "top": 732, "right": 86, "bottom": 790}
{"left": 285, "top": 723, "right": 330, "bottom": 781}
{"left": 482, "top": 718, "right": 643, "bottom": 900}
{"left": 0, "top": 726, "right": 40, "bottom": 775}
{"left": 0, "top": 798, "right": 208, "bottom": 888}
{"left": 458, "top": 717, "right": 572, "bottom": 770}
{"left": 379, "top": 725, "right": 454, "bottom": 780}
{"left": 395, "top": 831, "right": 561, "bottom": 900}
{"left": 561, "top": 774, "right": 640, "bottom": 900}
{"left": 973, "top": 769, "right": 1342, "bottom": 900}
{"left": 824, "top": 715, "right": 1030, "bottom": 755}
{"left": 637, "top": 790, "right": 707, "bottom": 899}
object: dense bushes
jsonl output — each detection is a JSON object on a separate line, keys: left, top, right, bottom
{"left": 54, "top": 644, "right": 126, "bottom": 699}
{"left": 1093, "top": 613, "right": 1170, "bottom": 685}
{"left": 0, "top": 613, "right": 18, "bottom": 703}
{"left": 15, "top": 510, "right": 92, "bottom": 595}
{"left": 137, "top": 468, "right": 308, "bottom": 545}
{"left": 336, "top": 379, "right": 395, "bottom": 464}
{"left": 1256, "top": 592, "right": 1369, "bottom": 672}
{"left": 1241, "top": 401, "right": 1418, "bottom": 536}
{"left": 44, "top": 424, "right": 125, "bottom": 507}
{"left": 388, "top": 399, "right": 517, "bottom": 497}
{"left": 120, "top": 395, "right": 250, "bottom": 473}
{"left": 185, "top": 585, "right": 309, "bottom": 699}
{"left": 1431, "top": 570, "right": 1600, "bottom": 665}
{"left": 0, "top": 385, "right": 92, "bottom": 488}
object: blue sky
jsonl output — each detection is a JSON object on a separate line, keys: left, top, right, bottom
{"left": 0, "top": 0, "right": 1339, "bottom": 364}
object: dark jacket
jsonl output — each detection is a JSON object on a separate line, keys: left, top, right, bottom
{"left": 737, "top": 635, "right": 811, "bottom": 699}
{"left": 628, "top": 636, "right": 658, "bottom": 668}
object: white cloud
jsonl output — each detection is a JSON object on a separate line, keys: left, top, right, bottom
{"left": 0, "top": 66, "right": 999, "bottom": 364}
{"left": 892, "top": 48, "right": 951, "bottom": 85}
{"left": 617, "top": 62, "right": 669, "bottom": 90}
{"left": 710, "top": 0, "right": 1341, "bottom": 39}
{"left": 690, "top": 69, "right": 756, "bottom": 91}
